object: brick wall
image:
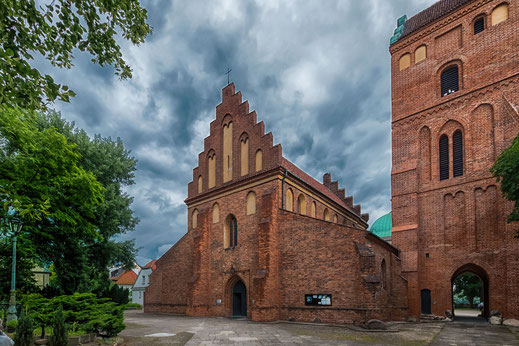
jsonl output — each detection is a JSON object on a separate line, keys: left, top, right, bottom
{"left": 390, "top": 0, "right": 519, "bottom": 318}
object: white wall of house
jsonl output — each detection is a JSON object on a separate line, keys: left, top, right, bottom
{"left": 132, "top": 267, "right": 152, "bottom": 305}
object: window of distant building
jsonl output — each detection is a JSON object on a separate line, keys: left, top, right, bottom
{"left": 142, "top": 276, "right": 145, "bottom": 285}
{"left": 474, "top": 16, "right": 485, "bottom": 34}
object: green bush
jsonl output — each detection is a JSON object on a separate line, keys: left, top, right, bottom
{"left": 6, "top": 319, "right": 18, "bottom": 328}
{"left": 14, "top": 312, "right": 34, "bottom": 346}
{"left": 21, "top": 293, "right": 125, "bottom": 337}
{"left": 49, "top": 305, "right": 67, "bottom": 346}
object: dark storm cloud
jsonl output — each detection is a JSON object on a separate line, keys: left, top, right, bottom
{"left": 37, "top": 0, "right": 437, "bottom": 263}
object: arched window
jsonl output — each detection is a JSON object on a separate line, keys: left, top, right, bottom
{"left": 492, "top": 3, "right": 509, "bottom": 26}
{"left": 415, "top": 45, "right": 427, "bottom": 63}
{"left": 246, "top": 191, "right": 256, "bottom": 215}
{"left": 474, "top": 16, "right": 485, "bottom": 34}
{"left": 223, "top": 121, "right": 233, "bottom": 183}
{"left": 453, "top": 130, "right": 464, "bottom": 177}
{"left": 224, "top": 214, "right": 238, "bottom": 248}
{"left": 255, "top": 149, "right": 263, "bottom": 172}
{"left": 208, "top": 151, "right": 216, "bottom": 188}
{"left": 381, "top": 259, "right": 387, "bottom": 289}
{"left": 441, "top": 66, "right": 459, "bottom": 97}
{"left": 198, "top": 175, "right": 203, "bottom": 193}
{"left": 439, "top": 134, "right": 449, "bottom": 180}
{"left": 212, "top": 203, "right": 220, "bottom": 223}
{"left": 192, "top": 209, "right": 199, "bottom": 228}
{"left": 240, "top": 134, "right": 249, "bottom": 176}
{"left": 285, "top": 188, "right": 293, "bottom": 212}
{"left": 399, "top": 53, "right": 411, "bottom": 71}
{"left": 311, "top": 201, "right": 316, "bottom": 218}
{"left": 323, "top": 208, "right": 330, "bottom": 221}
{"left": 297, "top": 194, "right": 306, "bottom": 215}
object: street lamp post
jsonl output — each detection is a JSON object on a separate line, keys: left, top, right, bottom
{"left": 6, "top": 216, "right": 23, "bottom": 322}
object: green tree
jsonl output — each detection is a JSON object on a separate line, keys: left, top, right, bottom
{"left": 0, "top": 107, "right": 104, "bottom": 295}
{"left": 492, "top": 133, "right": 519, "bottom": 233}
{"left": 36, "top": 111, "right": 139, "bottom": 293}
{"left": 453, "top": 272, "right": 482, "bottom": 308}
{"left": 0, "top": 0, "right": 152, "bottom": 111}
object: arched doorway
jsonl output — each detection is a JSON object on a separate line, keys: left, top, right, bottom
{"left": 451, "top": 263, "right": 489, "bottom": 319}
{"left": 232, "top": 280, "right": 247, "bottom": 316}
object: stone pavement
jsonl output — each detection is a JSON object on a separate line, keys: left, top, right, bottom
{"left": 431, "top": 316, "right": 518, "bottom": 346}
{"left": 119, "top": 310, "right": 519, "bottom": 345}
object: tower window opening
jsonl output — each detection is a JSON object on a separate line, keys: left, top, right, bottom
{"left": 453, "top": 130, "right": 464, "bottom": 177}
{"left": 474, "top": 17, "right": 485, "bottom": 34}
{"left": 441, "top": 66, "right": 459, "bottom": 97}
{"left": 439, "top": 135, "right": 449, "bottom": 180}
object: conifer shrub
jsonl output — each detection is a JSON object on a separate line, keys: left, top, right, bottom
{"left": 14, "top": 311, "right": 34, "bottom": 346}
{"left": 49, "top": 305, "right": 68, "bottom": 346}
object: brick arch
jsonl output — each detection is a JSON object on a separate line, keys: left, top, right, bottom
{"left": 450, "top": 263, "right": 489, "bottom": 318}
{"left": 438, "top": 119, "right": 465, "bottom": 137}
{"left": 221, "top": 113, "right": 232, "bottom": 126}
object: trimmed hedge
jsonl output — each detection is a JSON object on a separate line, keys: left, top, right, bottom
{"left": 21, "top": 293, "right": 124, "bottom": 337}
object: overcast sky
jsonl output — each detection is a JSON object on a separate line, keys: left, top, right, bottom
{"left": 41, "top": 0, "right": 437, "bottom": 265}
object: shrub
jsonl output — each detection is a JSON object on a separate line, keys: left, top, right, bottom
{"left": 14, "top": 312, "right": 34, "bottom": 346}
{"left": 6, "top": 319, "right": 18, "bottom": 328}
{"left": 49, "top": 305, "right": 67, "bottom": 346}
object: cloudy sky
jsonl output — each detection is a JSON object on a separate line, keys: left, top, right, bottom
{"left": 40, "top": 0, "right": 437, "bottom": 265}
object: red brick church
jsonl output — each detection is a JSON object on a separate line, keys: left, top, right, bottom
{"left": 144, "top": 83, "right": 408, "bottom": 323}
{"left": 389, "top": 0, "right": 519, "bottom": 320}
{"left": 145, "top": 0, "right": 519, "bottom": 324}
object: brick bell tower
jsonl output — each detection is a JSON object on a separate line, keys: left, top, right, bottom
{"left": 389, "top": 0, "right": 519, "bottom": 319}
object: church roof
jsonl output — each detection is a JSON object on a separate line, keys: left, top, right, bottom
{"left": 281, "top": 158, "right": 356, "bottom": 215}
{"left": 395, "top": 0, "right": 473, "bottom": 43}
{"left": 370, "top": 212, "right": 392, "bottom": 238}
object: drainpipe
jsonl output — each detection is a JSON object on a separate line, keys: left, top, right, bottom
{"left": 281, "top": 169, "right": 288, "bottom": 209}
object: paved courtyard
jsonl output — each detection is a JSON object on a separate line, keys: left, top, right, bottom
{"left": 119, "top": 310, "right": 519, "bottom": 345}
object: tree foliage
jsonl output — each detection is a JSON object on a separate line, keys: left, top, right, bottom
{"left": 453, "top": 272, "right": 482, "bottom": 308}
{"left": 0, "top": 107, "right": 138, "bottom": 295}
{"left": 14, "top": 311, "right": 35, "bottom": 346}
{"left": 492, "top": 133, "right": 519, "bottom": 230}
{"left": 0, "top": 0, "right": 152, "bottom": 110}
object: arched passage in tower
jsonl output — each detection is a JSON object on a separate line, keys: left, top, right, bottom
{"left": 451, "top": 263, "right": 489, "bottom": 319}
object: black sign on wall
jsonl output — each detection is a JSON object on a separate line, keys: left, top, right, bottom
{"left": 305, "top": 294, "right": 332, "bottom": 306}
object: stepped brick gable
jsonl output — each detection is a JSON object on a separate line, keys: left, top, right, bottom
{"left": 145, "top": 84, "right": 408, "bottom": 323}
{"left": 390, "top": 0, "right": 519, "bottom": 319}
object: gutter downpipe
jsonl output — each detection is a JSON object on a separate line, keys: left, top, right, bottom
{"left": 281, "top": 168, "right": 288, "bottom": 210}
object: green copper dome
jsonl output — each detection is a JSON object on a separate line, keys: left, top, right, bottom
{"left": 370, "top": 212, "right": 392, "bottom": 238}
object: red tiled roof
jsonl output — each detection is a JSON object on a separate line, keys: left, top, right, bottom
{"left": 401, "top": 0, "right": 473, "bottom": 39}
{"left": 280, "top": 158, "right": 357, "bottom": 217}
{"left": 114, "top": 270, "right": 137, "bottom": 285}
{"left": 144, "top": 259, "right": 157, "bottom": 271}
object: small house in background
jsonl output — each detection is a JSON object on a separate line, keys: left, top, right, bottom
{"left": 132, "top": 260, "right": 157, "bottom": 305}
{"left": 109, "top": 265, "right": 139, "bottom": 299}
{"left": 32, "top": 266, "right": 51, "bottom": 288}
